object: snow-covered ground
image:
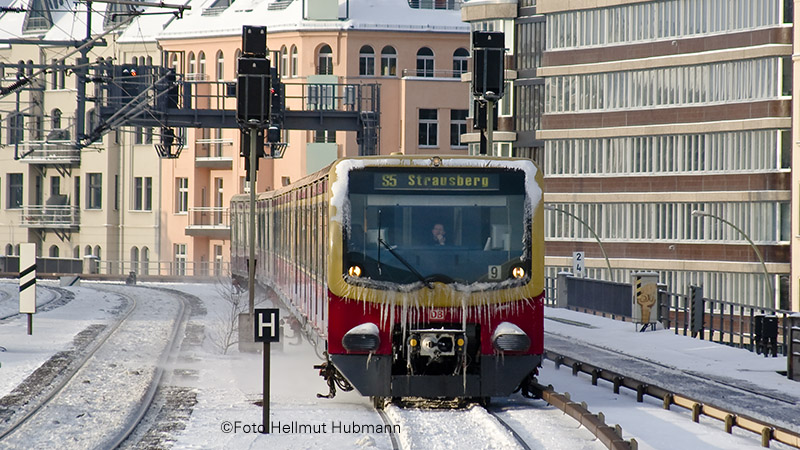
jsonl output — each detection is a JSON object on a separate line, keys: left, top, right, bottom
{"left": 0, "top": 280, "right": 797, "bottom": 449}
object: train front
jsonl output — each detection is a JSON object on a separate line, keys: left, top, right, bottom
{"left": 327, "top": 157, "right": 544, "bottom": 399}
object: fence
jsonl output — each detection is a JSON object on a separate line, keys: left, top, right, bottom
{"left": 0, "top": 255, "right": 230, "bottom": 278}
{"left": 547, "top": 274, "right": 795, "bottom": 357}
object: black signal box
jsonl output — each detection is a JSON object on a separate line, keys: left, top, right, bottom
{"left": 242, "top": 25, "right": 267, "bottom": 57}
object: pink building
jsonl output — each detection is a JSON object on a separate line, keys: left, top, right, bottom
{"left": 155, "top": 0, "right": 470, "bottom": 276}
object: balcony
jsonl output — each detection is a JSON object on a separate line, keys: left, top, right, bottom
{"left": 17, "top": 139, "right": 80, "bottom": 165}
{"left": 185, "top": 207, "right": 230, "bottom": 239}
{"left": 408, "top": 0, "right": 462, "bottom": 10}
{"left": 20, "top": 205, "right": 80, "bottom": 229}
{"left": 401, "top": 69, "right": 467, "bottom": 79}
{"left": 195, "top": 138, "right": 234, "bottom": 169}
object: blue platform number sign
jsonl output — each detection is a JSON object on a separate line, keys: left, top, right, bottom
{"left": 254, "top": 308, "right": 280, "bottom": 343}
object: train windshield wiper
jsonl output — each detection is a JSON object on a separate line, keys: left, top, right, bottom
{"left": 377, "top": 237, "right": 433, "bottom": 289}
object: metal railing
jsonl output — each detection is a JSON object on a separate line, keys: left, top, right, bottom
{"left": 20, "top": 205, "right": 80, "bottom": 228}
{"left": 188, "top": 207, "right": 230, "bottom": 228}
{"left": 659, "top": 291, "right": 793, "bottom": 356}
{"left": 86, "top": 259, "right": 231, "bottom": 278}
{"left": 401, "top": 68, "right": 466, "bottom": 79}
{"left": 195, "top": 138, "right": 234, "bottom": 159}
{"left": 408, "top": 0, "right": 462, "bottom": 10}
{"left": 17, "top": 140, "right": 80, "bottom": 164}
{"left": 546, "top": 275, "right": 795, "bottom": 357}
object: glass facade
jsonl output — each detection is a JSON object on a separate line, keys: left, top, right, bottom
{"left": 547, "top": 0, "right": 786, "bottom": 50}
{"left": 545, "top": 130, "right": 789, "bottom": 176}
{"left": 546, "top": 57, "right": 787, "bottom": 113}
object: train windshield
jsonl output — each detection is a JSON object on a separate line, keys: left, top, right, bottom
{"left": 345, "top": 168, "right": 530, "bottom": 286}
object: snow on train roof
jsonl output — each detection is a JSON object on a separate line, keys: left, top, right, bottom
{"left": 157, "top": 0, "right": 468, "bottom": 40}
{"left": 329, "top": 157, "right": 543, "bottom": 225}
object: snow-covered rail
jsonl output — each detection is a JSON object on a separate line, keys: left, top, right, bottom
{"left": 0, "top": 284, "right": 72, "bottom": 321}
{"left": 543, "top": 335, "right": 800, "bottom": 449}
{"left": 0, "top": 284, "right": 188, "bottom": 448}
{"left": 375, "top": 398, "right": 613, "bottom": 450}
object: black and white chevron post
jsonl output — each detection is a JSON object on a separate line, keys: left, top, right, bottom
{"left": 19, "top": 243, "right": 36, "bottom": 335}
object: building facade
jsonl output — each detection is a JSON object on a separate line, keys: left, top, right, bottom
{"left": 0, "top": 0, "right": 472, "bottom": 277}
{"left": 535, "top": 0, "right": 792, "bottom": 309}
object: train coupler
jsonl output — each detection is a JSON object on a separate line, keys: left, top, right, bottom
{"left": 517, "top": 370, "right": 542, "bottom": 399}
{"left": 314, "top": 360, "right": 354, "bottom": 399}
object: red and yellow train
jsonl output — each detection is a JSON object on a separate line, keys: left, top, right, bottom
{"left": 231, "top": 155, "right": 544, "bottom": 402}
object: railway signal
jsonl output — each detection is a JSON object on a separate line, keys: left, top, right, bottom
{"left": 471, "top": 31, "right": 505, "bottom": 155}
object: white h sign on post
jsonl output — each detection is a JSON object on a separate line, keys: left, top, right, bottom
{"left": 254, "top": 308, "right": 280, "bottom": 342}
{"left": 19, "top": 243, "right": 36, "bottom": 314}
{"left": 572, "top": 251, "right": 585, "bottom": 278}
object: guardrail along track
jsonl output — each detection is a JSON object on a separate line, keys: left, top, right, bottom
{"left": 544, "top": 349, "right": 800, "bottom": 449}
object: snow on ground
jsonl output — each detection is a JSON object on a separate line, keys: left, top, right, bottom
{"left": 2, "top": 284, "right": 183, "bottom": 448}
{"left": 0, "top": 281, "right": 125, "bottom": 397}
{"left": 0, "top": 282, "right": 59, "bottom": 319}
{"left": 2, "top": 280, "right": 798, "bottom": 449}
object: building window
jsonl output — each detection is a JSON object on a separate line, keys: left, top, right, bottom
{"left": 174, "top": 243, "right": 187, "bottom": 276}
{"left": 416, "top": 47, "right": 434, "bottom": 77}
{"left": 87, "top": 173, "right": 102, "bottom": 209}
{"left": 51, "top": 108, "right": 62, "bottom": 129}
{"left": 198, "top": 51, "right": 206, "bottom": 77}
{"left": 7, "top": 173, "right": 22, "bottom": 209}
{"left": 6, "top": 244, "right": 13, "bottom": 256}
{"left": 291, "top": 45, "right": 298, "bottom": 77}
{"left": 7, "top": 113, "right": 23, "bottom": 145}
{"left": 50, "top": 176, "right": 60, "bottom": 197}
{"left": 134, "top": 127, "right": 143, "bottom": 145}
{"left": 114, "top": 174, "right": 119, "bottom": 210}
{"left": 450, "top": 109, "right": 468, "bottom": 147}
{"left": 314, "top": 130, "right": 335, "bottom": 143}
{"left": 49, "top": 245, "right": 59, "bottom": 257}
{"left": 133, "top": 176, "right": 152, "bottom": 211}
{"left": 145, "top": 127, "right": 153, "bottom": 144}
{"left": 74, "top": 176, "right": 80, "bottom": 208}
{"left": 359, "top": 45, "right": 375, "bottom": 76}
{"left": 216, "top": 50, "right": 224, "bottom": 80}
{"left": 214, "top": 244, "right": 224, "bottom": 275}
{"left": 453, "top": 48, "right": 469, "bottom": 77}
{"left": 131, "top": 246, "right": 139, "bottom": 273}
{"left": 380, "top": 46, "right": 397, "bottom": 76}
{"left": 317, "top": 44, "right": 333, "bottom": 75}
{"left": 176, "top": 177, "right": 188, "bottom": 213}
{"left": 418, "top": 109, "right": 438, "bottom": 147}
{"left": 187, "top": 52, "right": 195, "bottom": 75}
{"left": 280, "top": 46, "right": 288, "bottom": 77}
{"left": 141, "top": 246, "right": 150, "bottom": 275}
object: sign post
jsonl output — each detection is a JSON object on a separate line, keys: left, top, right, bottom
{"left": 254, "top": 308, "right": 280, "bottom": 433}
{"left": 19, "top": 243, "right": 36, "bottom": 335}
{"left": 572, "top": 251, "right": 585, "bottom": 278}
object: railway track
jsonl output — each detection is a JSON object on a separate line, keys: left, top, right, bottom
{"left": 374, "top": 396, "right": 620, "bottom": 450}
{"left": 0, "top": 283, "right": 74, "bottom": 322}
{"left": 543, "top": 332, "right": 800, "bottom": 449}
{"left": 0, "top": 284, "right": 188, "bottom": 448}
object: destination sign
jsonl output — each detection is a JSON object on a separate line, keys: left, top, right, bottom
{"left": 374, "top": 173, "right": 499, "bottom": 190}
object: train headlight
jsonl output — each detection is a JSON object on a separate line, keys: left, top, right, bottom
{"left": 456, "top": 338, "right": 465, "bottom": 347}
{"left": 342, "top": 323, "right": 380, "bottom": 352}
{"left": 491, "top": 322, "right": 531, "bottom": 352}
{"left": 348, "top": 265, "right": 362, "bottom": 277}
{"left": 511, "top": 266, "right": 526, "bottom": 279}
{"left": 409, "top": 338, "right": 418, "bottom": 347}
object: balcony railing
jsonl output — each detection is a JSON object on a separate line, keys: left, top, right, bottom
{"left": 195, "top": 138, "right": 234, "bottom": 168}
{"left": 20, "top": 205, "right": 80, "bottom": 228}
{"left": 408, "top": 0, "right": 462, "bottom": 10}
{"left": 401, "top": 69, "right": 467, "bottom": 79}
{"left": 17, "top": 140, "right": 80, "bottom": 164}
{"left": 186, "top": 207, "right": 230, "bottom": 238}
